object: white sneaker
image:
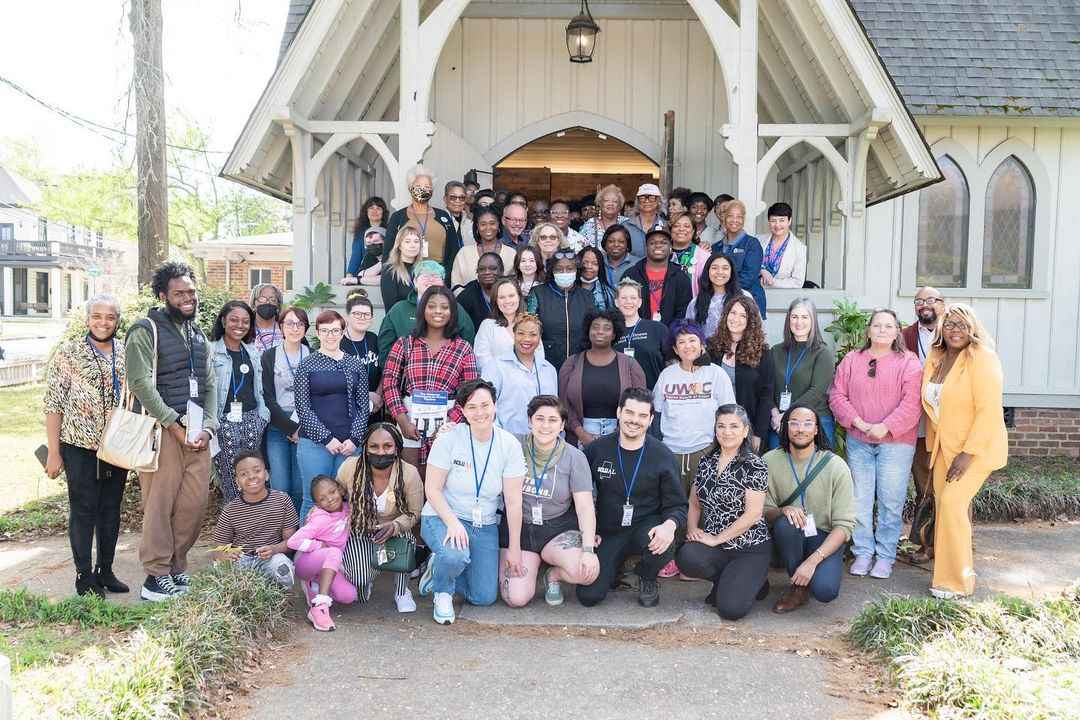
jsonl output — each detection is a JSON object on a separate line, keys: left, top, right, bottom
{"left": 395, "top": 589, "right": 417, "bottom": 613}
{"left": 418, "top": 558, "right": 435, "bottom": 597}
{"left": 433, "top": 592, "right": 455, "bottom": 625}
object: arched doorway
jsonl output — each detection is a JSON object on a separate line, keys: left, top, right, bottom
{"left": 492, "top": 126, "right": 659, "bottom": 205}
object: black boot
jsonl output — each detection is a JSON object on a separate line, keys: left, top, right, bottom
{"left": 756, "top": 579, "right": 771, "bottom": 601}
{"left": 95, "top": 566, "right": 130, "bottom": 593}
{"left": 75, "top": 571, "right": 105, "bottom": 598}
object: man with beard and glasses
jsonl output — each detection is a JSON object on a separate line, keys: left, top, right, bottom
{"left": 762, "top": 405, "right": 854, "bottom": 614}
{"left": 576, "top": 388, "right": 687, "bottom": 609}
{"left": 125, "top": 261, "right": 219, "bottom": 602}
{"left": 902, "top": 286, "right": 945, "bottom": 563}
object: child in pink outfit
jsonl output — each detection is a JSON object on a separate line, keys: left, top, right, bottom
{"left": 289, "top": 475, "right": 356, "bottom": 631}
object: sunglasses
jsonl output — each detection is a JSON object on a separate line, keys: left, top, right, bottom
{"left": 868, "top": 358, "right": 877, "bottom": 378}
{"left": 553, "top": 250, "right": 577, "bottom": 260}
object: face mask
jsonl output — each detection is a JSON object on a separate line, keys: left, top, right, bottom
{"left": 410, "top": 186, "right": 433, "bottom": 203}
{"left": 367, "top": 453, "right": 397, "bottom": 470}
{"left": 553, "top": 272, "right": 577, "bottom": 289}
{"left": 87, "top": 329, "right": 116, "bottom": 343}
{"left": 256, "top": 304, "right": 278, "bottom": 320}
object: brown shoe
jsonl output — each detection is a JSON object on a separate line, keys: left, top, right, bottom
{"left": 772, "top": 585, "right": 810, "bottom": 614}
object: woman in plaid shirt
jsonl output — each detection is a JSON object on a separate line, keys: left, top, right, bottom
{"left": 382, "top": 286, "right": 478, "bottom": 473}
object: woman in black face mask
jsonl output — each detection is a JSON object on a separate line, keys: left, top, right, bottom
{"left": 380, "top": 164, "right": 459, "bottom": 282}
{"left": 337, "top": 422, "right": 424, "bottom": 613}
{"left": 251, "top": 283, "right": 284, "bottom": 351}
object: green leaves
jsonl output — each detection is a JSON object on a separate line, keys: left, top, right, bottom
{"left": 823, "top": 297, "right": 872, "bottom": 363}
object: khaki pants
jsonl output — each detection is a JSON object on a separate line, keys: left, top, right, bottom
{"left": 930, "top": 453, "right": 990, "bottom": 596}
{"left": 138, "top": 429, "right": 211, "bottom": 576}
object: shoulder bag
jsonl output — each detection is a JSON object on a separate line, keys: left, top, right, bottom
{"left": 779, "top": 451, "right": 835, "bottom": 508}
{"left": 97, "top": 320, "right": 162, "bottom": 472}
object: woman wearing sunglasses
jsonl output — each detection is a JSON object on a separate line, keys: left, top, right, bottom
{"left": 828, "top": 309, "right": 921, "bottom": 580}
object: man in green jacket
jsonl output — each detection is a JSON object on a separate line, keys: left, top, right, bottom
{"left": 377, "top": 260, "right": 475, "bottom": 365}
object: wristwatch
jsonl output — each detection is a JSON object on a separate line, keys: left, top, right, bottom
{"left": 582, "top": 545, "right": 596, "bottom": 554}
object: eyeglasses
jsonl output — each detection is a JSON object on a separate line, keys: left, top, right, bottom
{"left": 787, "top": 420, "right": 817, "bottom": 430}
{"left": 446, "top": 194, "right": 467, "bottom": 202}
{"left": 868, "top": 358, "right": 877, "bottom": 378}
{"left": 282, "top": 320, "right": 306, "bottom": 329}
{"left": 942, "top": 320, "right": 969, "bottom": 331}
{"left": 317, "top": 327, "right": 343, "bottom": 337}
{"left": 913, "top": 298, "right": 943, "bottom": 307}
{"left": 349, "top": 311, "right": 373, "bottom": 319}
{"left": 550, "top": 210, "right": 569, "bottom": 217}
{"left": 553, "top": 251, "right": 577, "bottom": 260}
{"left": 537, "top": 233, "right": 560, "bottom": 241}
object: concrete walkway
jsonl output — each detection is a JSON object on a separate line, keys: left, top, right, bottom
{"left": 3, "top": 522, "right": 1077, "bottom": 719}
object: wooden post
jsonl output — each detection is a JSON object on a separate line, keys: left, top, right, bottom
{"left": 130, "top": 0, "right": 168, "bottom": 285}
{"left": 660, "top": 110, "right": 675, "bottom": 197}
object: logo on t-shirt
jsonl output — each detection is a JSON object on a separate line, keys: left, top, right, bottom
{"left": 453, "top": 459, "right": 469, "bottom": 469}
{"left": 597, "top": 460, "right": 616, "bottom": 481}
{"left": 663, "top": 380, "right": 714, "bottom": 401}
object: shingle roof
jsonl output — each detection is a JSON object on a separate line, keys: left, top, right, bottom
{"left": 850, "top": 0, "right": 1080, "bottom": 117}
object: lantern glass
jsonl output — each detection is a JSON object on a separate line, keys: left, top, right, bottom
{"left": 565, "top": 1, "right": 600, "bottom": 63}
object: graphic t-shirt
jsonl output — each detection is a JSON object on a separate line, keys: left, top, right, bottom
{"left": 516, "top": 437, "right": 593, "bottom": 521}
{"left": 423, "top": 424, "right": 527, "bottom": 526}
{"left": 653, "top": 363, "right": 736, "bottom": 454}
{"left": 645, "top": 266, "right": 667, "bottom": 319}
{"left": 671, "top": 246, "right": 697, "bottom": 277}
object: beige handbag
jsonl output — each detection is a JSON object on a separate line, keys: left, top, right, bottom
{"left": 97, "top": 319, "right": 162, "bottom": 472}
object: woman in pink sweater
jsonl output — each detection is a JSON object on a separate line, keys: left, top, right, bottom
{"left": 829, "top": 309, "right": 922, "bottom": 580}
{"left": 289, "top": 474, "right": 356, "bottom": 631}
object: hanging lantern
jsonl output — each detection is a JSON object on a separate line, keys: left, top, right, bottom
{"left": 566, "top": 0, "right": 600, "bottom": 63}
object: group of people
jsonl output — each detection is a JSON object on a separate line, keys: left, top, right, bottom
{"left": 41, "top": 170, "right": 1007, "bottom": 629}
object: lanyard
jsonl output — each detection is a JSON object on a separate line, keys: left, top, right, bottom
{"left": 283, "top": 344, "right": 306, "bottom": 379}
{"left": 86, "top": 336, "right": 120, "bottom": 404}
{"left": 547, "top": 282, "right": 566, "bottom": 299}
{"left": 412, "top": 207, "right": 430, "bottom": 240}
{"left": 470, "top": 431, "right": 496, "bottom": 501}
{"left": 480, "top": 287, "right": 492, "bottom": 315}
{"left": 784, "top": 345, "right": 809, "bottom": 390}
{"left": 620, "top": 321, "right": 639, "bottom": 350}
{"left": 182, "top": 321, "right": 196, "bottom": 380}
{"left": 786, "top": 451, "right": 818, "bottom": 508}
{"left": 529, "top": 438, "right": 560, "bottom": 495}
{"left": 616, "top": 443, "right": 646, "bottom": 503}
{"left": 229, "top": 346, "right": 250, "bottom": 399}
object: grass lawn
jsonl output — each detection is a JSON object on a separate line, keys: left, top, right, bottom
{"left": 0, "top": 384, "right": 65, "bottom": 512}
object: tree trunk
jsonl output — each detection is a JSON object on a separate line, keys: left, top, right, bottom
{"left": 131, "top": 0, "right": 168, "bottom": 285}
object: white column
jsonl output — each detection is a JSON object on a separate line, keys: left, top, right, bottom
{"left": 2, "top": 266, "right": 13, "bottom": 316}
{"left": 49, "top": 267, "right": 63, "bottom": 319}
{"left": 394, "top": 0, "right": 435, "bottom": 209}
{"left": 284, "top": 122, "right": 313, "bottom": 295}
{"left": 310, "top": 170, "right": 330, "bottom": 287}
{"left": 734, "top": 0, "right": 761, "bottom": 218}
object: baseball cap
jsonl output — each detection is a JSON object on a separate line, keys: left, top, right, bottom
{"left": 636, "top": 183, "right": 662, "bottom": 197}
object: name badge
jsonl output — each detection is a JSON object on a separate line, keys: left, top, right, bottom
{"left": 227, "top": 401, "right": 243, "bottom": 423}
{"left": 189, "top": 377, "right": 199, "bottom": 398}
{"left": 410, "top": 390, "right": 450, "bottom": 437}
{"left": 471, "top": 503, "right": 483, "bottom": 528}
{"left": 531, "top": 504, "right": 543, "bottom": 525}
{"left": 802, "top": 513, "right": 818, "bottom": 538}
{"left": 652, "top": 312, "right": 661, "bottom": 322}
{"left": 376, "top": 494, "right": 387, "bottom": 513}
{"left": 623, "top": 347, "right": 636, "bottom": 359}
{"left": 779, "top": 391, "right": 792, "bottom": 412}
{"left": 621, "top": 503, "right": 634, "bottom": 527}
{"left": 290, "top": 410, "right": 299, "bottom": 424}
{"left": 421, "top": 239, "right": 430, "bottom": 258}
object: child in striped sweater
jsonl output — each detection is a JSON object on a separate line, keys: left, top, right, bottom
{"left": 288, "top": 474, "right": 356, "bottom": 631}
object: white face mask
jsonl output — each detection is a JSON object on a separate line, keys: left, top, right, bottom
{"left": 553, "top": 272, "right": 577, "bottom": 289}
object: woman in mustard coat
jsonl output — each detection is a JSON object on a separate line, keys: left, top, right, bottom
{"left": 922, "top": 303, "right": 1008, "bottom": 598}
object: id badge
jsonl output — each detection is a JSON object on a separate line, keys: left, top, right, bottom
{"left": 531, "top": 504, "right": 543, "bottom": 525}
{"left": 471, "top": 503, "right": 483, "bottom": 528}
{"left": 410, "top": 391, "right": 449, "bottom": 437}
{"left": 779, "top": 391, "right": 792, "bottom": 412}
{"left": 621, "top": 503, "right": 634, "bottom": 527}
{"left": 189, "top": 376, "right": 199, "bottom": 398}
{"left": 652, "top": 312, "right": 662, "bottom": 322}
{"left": 421, "top": 239, "right": 430, "bottom": 258}
{"left": 376, "top": 545, "right": 389, "bottom": 565}
{"left": 623, "top": 346, "right": 636, "bottom": 359}
{"left": 227, "top": 401, "right": 243, "bottom": 423}
{"left": 376, "top": 494, "right": 387, "bottom": 513}
{"left": 802, "top": 513, "right": 818, "bottom": 538}
{"left": 209, "top": 433, "right": 221, "bottom": 458}
{"left": 290, "top": 410, "right": 299, "bottom": 424}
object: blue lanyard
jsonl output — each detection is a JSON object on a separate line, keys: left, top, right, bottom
{"left": 182, "top": 321, "right": 196, "bottom": 380}
{"left": 480, "top": 287, "right": 492, "bottom": 315}
{"left": 86, "top": 336, "right": 120, "bottom": 403}
{"left": 784, "top": 345, "right": 809, "bottom": 390}
{"left": 620, "top": 321, "right": 639, "bottom": 350}
{"left": 229, "top": 346, "right": 250, "bottom": 399}
{"left": 529, "top": 438, "right": 560, "bottom": 495}
{"left": 470, "top": 431, "right": 496, "bottom": 501}
{"left": 616, "top": 443, "right": 646, "bottom": 503}
{"left": 283, "top": 345, "right": 306, "bottom": 379}
{"left": 547, "top": 282, "right": 566, "bottom": 299}
{"left": 786, "top": 450, "right": 818, "bottom": 508}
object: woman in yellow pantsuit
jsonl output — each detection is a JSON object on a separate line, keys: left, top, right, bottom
{"left": 922, "top": 303, "right": 1008, "bottom": 598}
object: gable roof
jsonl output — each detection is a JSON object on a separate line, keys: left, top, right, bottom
{"left": 0, "top": 165, "right": 41, "bottom": 207}
{"left": 850, "top": 0, "right": 1080, "bottom": 117}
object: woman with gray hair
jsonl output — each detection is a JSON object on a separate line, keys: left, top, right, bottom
{"left": 43, "top": 294, "right": 130, "bottom": 597}
{"left": 767, "top": 297, "right": 836, "bottom": 449}
{"left": 250, "top": 283, "right": 284, "bottom": 351}
{"left": 380, "top": 164, "right": 459, "bottom": 280}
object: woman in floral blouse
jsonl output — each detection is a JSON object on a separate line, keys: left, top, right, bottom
{"left": 43, "top": 294, "right": 130, "bottom": 598}
{"left": 676, "top": 403, "right": 771, "bottom": 620}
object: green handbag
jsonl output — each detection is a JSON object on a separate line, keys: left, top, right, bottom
{"left": 369, "top": 535, "right": 417, "bottom": 574}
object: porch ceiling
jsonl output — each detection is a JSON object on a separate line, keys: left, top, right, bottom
{"left": 224, "top": 0, "right": 939, "bottom": 205}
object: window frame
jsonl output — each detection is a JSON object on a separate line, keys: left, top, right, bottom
{"left": 0, "top": 223, "right": 14, "bottom": 242}
{"left": 982, "top": 156, "right": 1036, "bottom": 290}
{"left": 901, "top": 137, "right": 1051, "bottom": 299}
{"left": 249, "top": 267, "right": 273, "bottom": 288}
{"left": 915, "top": 154, "right": 970, "bottom": 289}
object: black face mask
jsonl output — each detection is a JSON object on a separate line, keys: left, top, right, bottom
{"left": 87, "top": 329, "right": 117, "bottom": 343}
{"left": 256, "top": 304, "right": 278, "bottom": 320}
{"left": 367, "top": 453, "right": 397, "bottom": 470}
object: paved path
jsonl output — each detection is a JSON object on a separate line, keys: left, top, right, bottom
{"left": 3, "top": 522, "right": 1078, "bottom": 719}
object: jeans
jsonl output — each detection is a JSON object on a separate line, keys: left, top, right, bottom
{"left": 846, "top": 436, "right": 915, "bottom": 562}
{"left": 771, "top": 516, "right": 844, "bottom": 603}
{"left": 60, "top": 444, "right": 126, "bottom": 575}
{"left": 768, "top": 414, "right": 836, "bottom": 450}
{"left": 420, "top": 514, "right": 500, "bottom": 606}
{"left": 237, "top": 552, "right": 295, "bottom": 588}
{"left": 266, "top": 425, "right": 302, "bottom": 516}
{"left": 582, "top": 417, "right": 617, "bottom": 438}
{"left": 296, "top": 437, "right": 357, "bottom": 522}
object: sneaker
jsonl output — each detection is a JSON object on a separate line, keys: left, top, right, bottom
{"left": 302, "top": 580, "right": 318, "bottom": 607}
{"left": 140, "top": 574, "right": 182, "bottom": 602}
{"left": 929, "top": 587, "right": 964, "bottom": 600}
{"left": 360, "top": 582, "right": 374, "bottom": 603}
{"left": 395, "top": 589, "right": 417, "bottom": 613}
{"left": 75, "top": 572, "right": 106, "bottom": 598}
{"left": 172, "top": 572, "right": 191, "bottom": 593}
{"left": 543, "top": 567, "right": 564, "bottom": 607}
{"left": 433, "top": 592, "right": 455, "bottom": 625}
{"left": 307, "top": 601, "right": 335, "bottom": 632}
{"left": 657, "top": 559, "right": 680, "bottom": 579}
{"left": 94, "top": 567, "right": 130, "bottom": 594}
{"left": 869, "top": 558, "right": 894, "bottom": 579}
{"left": 849, "top": 555, "right": 873, "bottom": 576}
{"left": 418, "top": 558, "right": 435, "bottom": 597}
{"left": 638, "top": 578, "right": 660, "bottom": 608}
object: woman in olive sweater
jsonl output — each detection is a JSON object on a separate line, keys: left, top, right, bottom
{"left": 767, "top": 298, "right": 836, "bottom": 449}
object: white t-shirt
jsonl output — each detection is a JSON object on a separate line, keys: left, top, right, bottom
{"left": 423, "top": 423, "right": 527, "bottom": 526}
{"left": 653, "top": 363, "right": 736, "bottom": 454}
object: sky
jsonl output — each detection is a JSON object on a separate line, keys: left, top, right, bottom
{"left": 0, "top": 0, "right": 290, "bottom": 175}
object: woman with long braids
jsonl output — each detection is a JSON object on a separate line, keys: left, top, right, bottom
{"left": 338, "top": 423, "right": 424, "bottom": 613}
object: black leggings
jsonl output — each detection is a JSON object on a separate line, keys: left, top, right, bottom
{"left": 576, "top": 515, "right": 675, "bottom": 607}
{"left": 61, "top": 443, "right": 126, "bottom": 575}
{"left": 677, "top": 541, "right": 771, "bottom": 620}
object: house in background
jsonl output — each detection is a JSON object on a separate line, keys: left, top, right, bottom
{"left": 0, "top": 165, "right": 135, "bottom": 319}
{"left": 191, "top": 232, "right": 295, "bottom": 301}
{"left": 225, "top": 0, "right": 1079, "bottom": 457}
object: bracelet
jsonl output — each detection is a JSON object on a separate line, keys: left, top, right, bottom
{"left": 582, "top": 546, "right": 596, "bottom": 554}
{"left": 813, "top": 549, "right": 826, "bottom": 562}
